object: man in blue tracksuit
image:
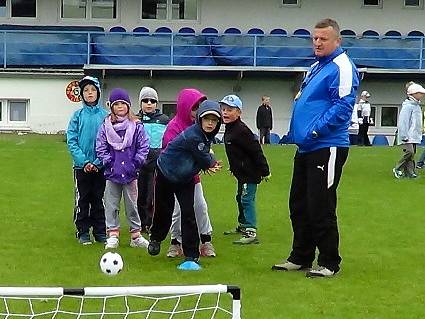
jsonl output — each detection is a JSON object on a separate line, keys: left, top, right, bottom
{"left": 273, "top": 18, "right": 359, "bottom": 277}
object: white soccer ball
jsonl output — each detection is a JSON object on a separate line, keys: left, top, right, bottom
{"left": 99, "top": 252, "right": 123, "bottom": 276}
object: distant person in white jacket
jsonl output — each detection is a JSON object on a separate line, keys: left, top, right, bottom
{"left": 357, "top": 91, "right": 372, "bottom": 146}
{"left": 393, "top": 82, "right": 425, "bottom": 179}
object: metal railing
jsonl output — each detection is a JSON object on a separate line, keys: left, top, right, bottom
{"left": 1, "top": 29, "right": 425, "bottom": 70}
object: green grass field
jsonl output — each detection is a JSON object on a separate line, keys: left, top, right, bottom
{"left": 1, "top": 133, "right": 425, "bottom": 319}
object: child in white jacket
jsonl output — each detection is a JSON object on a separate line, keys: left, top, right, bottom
{"left": 393, "top": 82, "right": 425, "bottom": 179}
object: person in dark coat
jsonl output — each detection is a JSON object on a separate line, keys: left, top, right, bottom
{"left": 256, "top": 95, "right": 273, "bottom": 144}
{"left": 221, "top": 94, "right": 270, "bottom": 245}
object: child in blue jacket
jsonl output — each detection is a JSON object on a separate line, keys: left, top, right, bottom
{"left": 136, "top": 87, "right": 169, "bottom": 231}
{"left": 148, "top": 100, "right": 222, "bottom": 271}
{"left": 66, "top": 76, "right": 108, "bottom": 245}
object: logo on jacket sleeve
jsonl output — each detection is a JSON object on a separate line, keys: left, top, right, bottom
{"left": 198, "top": 142, "right": 205, "bottom": 151}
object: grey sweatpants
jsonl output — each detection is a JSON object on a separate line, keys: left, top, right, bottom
{"left": 104, "top": 179, "right": 141, "bottom": 233}
{"left": 170, "top": 182, "right": 213, "bottom": 242}
{"left": 395, "top": 143, "right": 416, "bottom": 176}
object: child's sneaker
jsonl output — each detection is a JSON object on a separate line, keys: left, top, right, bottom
{"left": 223, "top": 226, "right": 245, "bottom": 235}
{"left": 130, "top": 235, "right": 149, "bottom": 248}
{"left": 392, "top": 168, "right": 403, "bottom": 179}
{"left": 306, "top": 266, "right": 335, "bottom": 278}
{"left": 200, "top": 242, "right": 216, "bottom": 257}
{"left": 78, "top": 233, "right": 92, "bottom": 245}
{"left": 105, "top": 236, "right": 119, "bottom": 249}
{"left": 166, "top": 244, "right": 183, "bottom": 257}
{"left": 148, "top": 240, "right": 161, "bottom": 256}
{"left": 233, "top": 229, "right": 259, "bottom": 245}
{"left": 416, "top": 162, "right": 424, "bottom": 169}
{"left": 272, "top": 261, "right": 310, "bottom": 271}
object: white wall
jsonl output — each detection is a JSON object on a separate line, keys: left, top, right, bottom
{"left": 2, "top": 0, "right": 425, "bottom": 35}
{"left": 0, "top": 73, "right": 293, "bottom": 135}
{"left": 0, "top": 75, "right": 84, "bottom": 133}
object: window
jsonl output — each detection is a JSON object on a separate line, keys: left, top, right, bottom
{"left": 61, "top": 0, "right": 116, "bottom": 19}
{"left": 11, "top": 0, "right": 36, "bottom": 17}
{"left": 142, "top": 0, "right": 166, "bottom": 19}
{"left": 0, "top": 99, "right": 29, "bottom": 128}
{"left": 404, "top": 0, "right": 422, "bottom": 8}
{"left": 92, "top": 0, "right": 116, "bottom": 18}
{"left": 0, "top": 0, "right": 6, "bottom": 17}
{"left": 381, "top": 106, "right": 398, "bottom": 127}
{"left": 363, "top": 0, "right": 382, "bottom": 7}
{"left": 171, "top": 0, "right": 197, "bottom": 19}
{"left": 9, "top": 101, "right": 27, "bottom": 121}
{"left": 142, "top": 0, "right": 197, "bottom": 20}
{"left": 61, "top": 0, "right": 86, "bottom": 19}
{"left": 0, "top": 0, "right": 37, "bottom": 18}
{"left": 162, "top": 103, "right": 176, "bottom": 119}
{"left": 282, "top": 0, "right": 300, "bottom": 6}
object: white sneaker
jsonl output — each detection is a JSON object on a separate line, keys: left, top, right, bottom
{"left": 392, "top": 168, "right": 403, "bottom": 179}
{"left": 272, "top": 261, "right": 309, "bottom": 271}
{"left": 200, "top": 242, "right": 216, "bottom": 257}
{"left": 306, "top": 266, "right": 335, "bottom": 278}
{"left": 166, "top": 244, "right": 183, "bottom": 258}
{"left": 130, "top": 235, "right": 149, "bottom": 248}
{"left": 105, "top": 236, "right": 119, "bottom": 249}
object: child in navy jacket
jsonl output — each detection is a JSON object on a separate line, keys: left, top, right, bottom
{"left": 148, "top": 100, "right": 222, "bottom": 271}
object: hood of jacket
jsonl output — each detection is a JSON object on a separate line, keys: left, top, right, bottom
{"left": 175, "top": 88, "right": 207, "bottom": 127}
{"left": 162, "top": 88, "right": 206, "bottom": 148}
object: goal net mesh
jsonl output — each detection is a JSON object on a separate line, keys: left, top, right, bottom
{"left": 0, "top": 285, "right": 241, "bottom": 319}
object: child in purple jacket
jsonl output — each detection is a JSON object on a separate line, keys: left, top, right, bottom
{"left": 96, "top": 88, "right": 150, "bottom": 250}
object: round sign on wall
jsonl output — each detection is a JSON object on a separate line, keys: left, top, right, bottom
{"left": 66, "top": 81, "right": 82, "bottom": 102}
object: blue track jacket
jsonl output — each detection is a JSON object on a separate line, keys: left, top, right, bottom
{"left": 67, "top": 103, "right": 108, "bottom": 169}
{"left": 286, "top": 47, "right": 359, "bottom": 153}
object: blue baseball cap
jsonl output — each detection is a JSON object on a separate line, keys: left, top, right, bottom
{"left": 220, "top": 94, "right": 243, "bottom": 109}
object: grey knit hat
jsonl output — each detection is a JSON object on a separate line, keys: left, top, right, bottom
{"left": 139, "top": 87, "right": 159, "bottom": 103}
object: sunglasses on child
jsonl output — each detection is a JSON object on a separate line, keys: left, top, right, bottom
{"left": 141, "top": 98, "right": 157, "bottom": 104}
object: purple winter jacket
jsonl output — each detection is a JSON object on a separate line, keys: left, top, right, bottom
{"left": 96, "top": 119, "right": 149, "bottom": 184}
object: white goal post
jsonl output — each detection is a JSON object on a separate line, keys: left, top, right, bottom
{"left": 0, "top": 285, "right": 241, "bottom": 319}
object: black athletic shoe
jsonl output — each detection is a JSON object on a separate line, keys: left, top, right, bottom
{"left": 148, "top": 240, "right": 161, "bottom": 256}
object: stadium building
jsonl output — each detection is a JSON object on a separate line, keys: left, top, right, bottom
{"left": 1, "top": 0, "right": 425, "bottom": 144}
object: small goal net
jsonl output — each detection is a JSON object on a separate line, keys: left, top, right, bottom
{"left": 0, "top": 285, "right": 241, "bottom": 319}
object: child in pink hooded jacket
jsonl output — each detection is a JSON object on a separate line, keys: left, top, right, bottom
{"left": 162, "top": 88, "right": 216, "bottom": 258}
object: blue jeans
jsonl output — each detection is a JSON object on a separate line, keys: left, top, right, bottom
{"left": 417, "top": 147, "right": 425, "bottom": 164}
{"left": 236, "top": 182, "right": 257, "bottom": 229}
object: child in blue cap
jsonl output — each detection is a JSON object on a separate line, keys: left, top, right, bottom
{"left": 220, "top": 94, "right": 270, "bottom": 244}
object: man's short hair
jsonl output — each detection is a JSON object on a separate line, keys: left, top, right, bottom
{"left": 314, "top": 18, "right": 340, "bottom": 36}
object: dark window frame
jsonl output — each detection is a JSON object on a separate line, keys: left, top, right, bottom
{"left": 141, "top": 0, "right": 198, "bottom": 21}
